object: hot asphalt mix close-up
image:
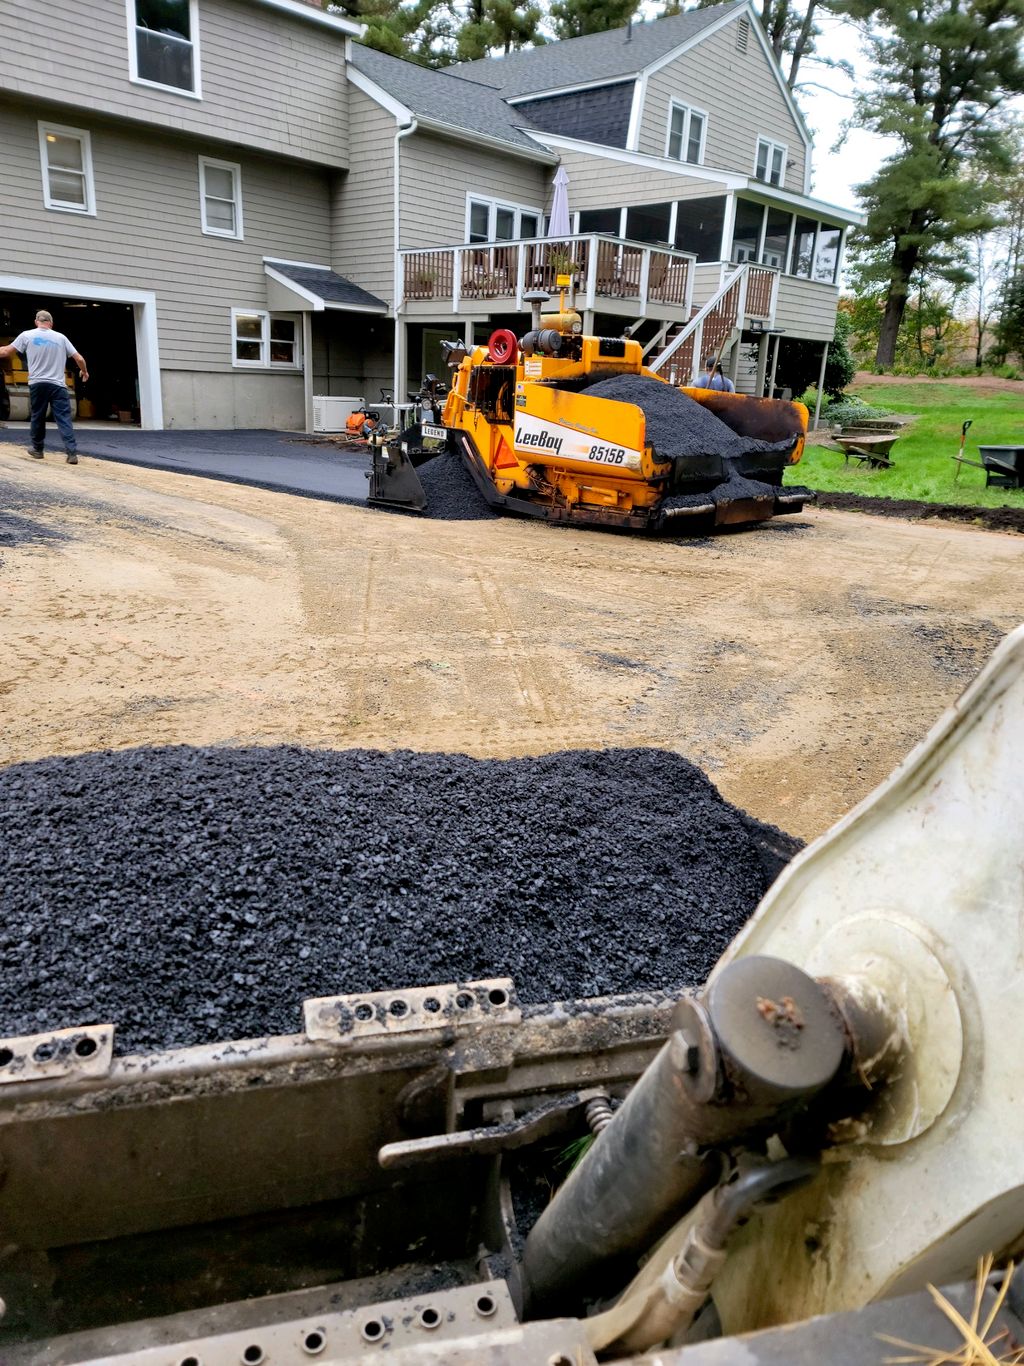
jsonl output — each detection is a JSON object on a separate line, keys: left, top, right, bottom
{"left": 0, "top": 745, "right": 800, "bottom": 1055}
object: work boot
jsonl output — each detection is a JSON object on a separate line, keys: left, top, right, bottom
{"left": 27, "top": 447, "right": 44, "bottom": 459}
{"left": 66, "top": 452, "right": 78, "bottom": 465}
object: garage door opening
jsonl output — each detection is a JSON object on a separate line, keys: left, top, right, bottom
{"left": 1, "top": 293, "right": 141, "bottom": 427}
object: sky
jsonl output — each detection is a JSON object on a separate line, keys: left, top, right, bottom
{"left": 787, "top": 13, "right": 899, "bottom": 212}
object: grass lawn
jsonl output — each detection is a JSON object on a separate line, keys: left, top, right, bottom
{"left": 786, "top": 382, "right": 1024, "bottom": 508}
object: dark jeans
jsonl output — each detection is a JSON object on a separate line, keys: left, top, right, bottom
{"left": 29, "top": 382, "right": 77, "bottom": 454}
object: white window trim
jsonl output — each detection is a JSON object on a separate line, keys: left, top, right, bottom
{"left": 464, "top": 194, "right": 544, "bottom": 244}
{"left": 755, "top": 137, "right": 788, "bottom": 187}
{"left": 230, "top": 308, "right": 302, "bottom": 370}
{"left": 199, "top": 156, "right": 243, "bottom": 239}
{"left": 38, "top": 122, "right": 97, "bottom": 216}
{"left": 665, "top": 100, "right": 708, "bottom": 166}
{"left": 126, "top": 0, "right": 202, "bottom": 100}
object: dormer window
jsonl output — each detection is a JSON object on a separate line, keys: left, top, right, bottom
{"left": 755, "top": 138, "right": 787, "bottom": 187}
{"left": 666, "top": 102, "right": 707, "bottom": 166}
{"left": 129, "top": 0, "right": 201, "bottom": 97}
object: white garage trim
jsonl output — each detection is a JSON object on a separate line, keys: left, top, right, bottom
{"left": 0, "top": 273, "right": 163, "bottom": 430}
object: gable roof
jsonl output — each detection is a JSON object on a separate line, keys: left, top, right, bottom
{"left": 452, "top": 2, "right": 745, "bottom": 98}
{"left": 348, "top": 46, "right": 556, "bottom": 160}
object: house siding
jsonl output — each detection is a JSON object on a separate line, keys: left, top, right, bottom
{"left": 1, "top": 96, "right": 332, "bottom": 423}
{"left": 772, "top": 275, "right": 838, "bottom": 341}
{"left": 515, "top": 82, "right": 635, "bottom": 149}
{"left": 330, "top": 88, "right": 396, "bottom": 305}
{"left": 399, "top": 131, "right": 549, "bottom": 248}
{"left": 637, "top": 17, "right": 807, "bottom": 194}
{"left": 0, "top": 0, "right": 350, "bottom": 170}
{"left": 552, "top": 145, "right": 730, "bottom": 213}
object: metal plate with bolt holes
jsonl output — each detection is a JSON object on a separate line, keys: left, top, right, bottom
{"left": 0, "top": 1023, "right": 114, "bottom": 1086}
{"left": 303, "top": 979, "right": 520, "bottom": 1043}
{"left": 70, "top": 1281, "right": 520, "bottom": 1365}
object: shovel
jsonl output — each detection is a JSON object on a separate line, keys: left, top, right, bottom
{"left": 954, "top": 419, "right": 973, "bottom": 481}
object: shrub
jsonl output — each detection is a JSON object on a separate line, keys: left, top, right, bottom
{"left": 772, "top": 313, "right": 856, "bottom": 399}
{"left": 995, "top": 364, "right": 1022, "bottom": 380}
{"left": 822, "top": 397, "right": 896, "bottom": 425}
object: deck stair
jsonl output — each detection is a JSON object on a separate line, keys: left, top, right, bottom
{"left": 647, "top": 262, "right": 777, "bottom": 385}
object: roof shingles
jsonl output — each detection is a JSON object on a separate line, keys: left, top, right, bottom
{"left": 349, "top": 46, "right": 554, "bottom": 157}
{"left": 265, "top": 260, "right": 388, "bottom": 311}
{"left": 451, "top": 4, "right": 744, "bottom": 98}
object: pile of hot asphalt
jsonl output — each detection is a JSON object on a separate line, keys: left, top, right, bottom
{"left": 0, "top": 746, "right": 802, "bottom": 1054}
{"left": 583, "top": 376, "right": 796, "bottom": 461}
{"left": 410, "top": 377, "right": 797, "bottom": 521}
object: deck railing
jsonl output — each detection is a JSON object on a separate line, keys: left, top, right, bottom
{"left": 399, "top": 235, "right": 696, "bottom": 317}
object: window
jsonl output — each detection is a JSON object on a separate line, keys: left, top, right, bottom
{"left": 674, "top": 196, "right": 726, "bottom": 261}
{"left": 231, "top": 310, "right": 301, "bottom": 369}
{"left": 667, "top": 102, "right": 706, "bottom": 165}
{"left": 790, "top": 217, "right": 817, "bottom": 277}
{"left": 38, "top": 123, "right": 96, "bottom": 215}
{"left": 755, "top": 138, "right": 787, "bottom": 186}
{"left": 814, "top": 225, "right": 842, "bottom": 283}
{"left": 731, "top": 199, "right": 764, "bottom": 264}
{"left": 199, "top": 157, "right": 242, "bottom": 238}
{"left": 761, "top": 207, "right": 792, "bottom": 268}
{"left": 625, "top": 202, "right": 672, "bottom": 245}
{"left": 466, "top": 196, "right": 543, "bottom": 243}
{"left": 579, "top": 208, "right": 622, "bottom": 236}
{"left": 129, "top": 0, "right": 200, "bottom": 96}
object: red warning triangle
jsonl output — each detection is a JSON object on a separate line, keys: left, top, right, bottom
{"left": 494, "top": 435, "right": 519, "bottom": 470}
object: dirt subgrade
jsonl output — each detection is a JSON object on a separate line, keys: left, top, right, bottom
{"left": 2, "top": 446, "right": 1024, "bottom": 841}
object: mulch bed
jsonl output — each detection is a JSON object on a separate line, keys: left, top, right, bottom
{"left": 817, "top": 491, "right": 1024, "bottom": 535}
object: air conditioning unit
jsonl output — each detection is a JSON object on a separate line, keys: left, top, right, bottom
{"left": 312, "top": 395, "right": 363, "bottom": 433}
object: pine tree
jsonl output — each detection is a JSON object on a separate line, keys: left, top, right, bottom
{"left": 330, "top": 0, "right": 458, "bottom": 65}
{"left": 994, "top": 273, "right": 1024, "bottom": 364}
{"left": 549, "top": 0, "right": 638, "bottom": 41}
{"left": 687, "top": 0, "right": 837, "bottom": 88}
{"left": 456, "top": 0, "right": 545, "bottom": 60}
{"left": 840, "top": 0, "right": 1024, "bottom": 368}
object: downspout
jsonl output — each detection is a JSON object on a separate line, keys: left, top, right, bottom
{"left": 393, "top": 116, "right": 418, "bottom": 415}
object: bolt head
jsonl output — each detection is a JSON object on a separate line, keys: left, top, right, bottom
{"left": 670, "top": 1028, "right": 701, "bottom": 1075}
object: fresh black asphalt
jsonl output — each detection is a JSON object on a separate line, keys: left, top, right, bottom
{"left": 0, "top": 428, "right": 371, "bottom": 504}
{"left": 0, "top": 745, "right": 802, "bottom": 1055}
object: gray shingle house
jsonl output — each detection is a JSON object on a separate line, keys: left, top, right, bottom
{"left": 0, "top": 0, "right": 859, "bottom": 431}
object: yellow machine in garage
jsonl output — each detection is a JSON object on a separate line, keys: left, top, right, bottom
{"left": 368, "top": 283, "right": 812, "bottom": 531}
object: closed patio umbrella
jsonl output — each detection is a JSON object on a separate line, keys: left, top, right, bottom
{"left": 547, "top": 166, "right": 571, "bottom": 238}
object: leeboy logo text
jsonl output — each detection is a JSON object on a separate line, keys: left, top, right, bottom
{"left": 514, "top": 425, "right": 563, "bottom": 454}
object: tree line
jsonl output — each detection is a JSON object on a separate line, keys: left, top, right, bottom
{"left": 333, "top": 0, "right": 1024, "bottom": 370}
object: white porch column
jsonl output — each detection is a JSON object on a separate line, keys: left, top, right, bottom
{"left": 302, "top": 312, "right": 314, "bottom": 433}
{"left": 755, "top": 332, "right": 769, "bottom": 396}
{"left": 393, "top": 318, "right": 408, "bottom": 412}
{"left": 768, "top": 334, "right": 781, "bottom": 398}
{"left": 728, "top": 338, "right": 741, "bottom": 385}
{"left": 813, "top": 342, "right": 830, "bottom": 429}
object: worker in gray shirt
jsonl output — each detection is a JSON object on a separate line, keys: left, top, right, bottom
{"left": 695, "top": 354, "right": 735, "bottom": 392}
{"left": 0, "top": 310, "right": 89, "bottom": 464}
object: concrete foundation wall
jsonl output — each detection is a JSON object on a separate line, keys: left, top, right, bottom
{"left": 161, "top": 371, "right": 305, "bottom": 430}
